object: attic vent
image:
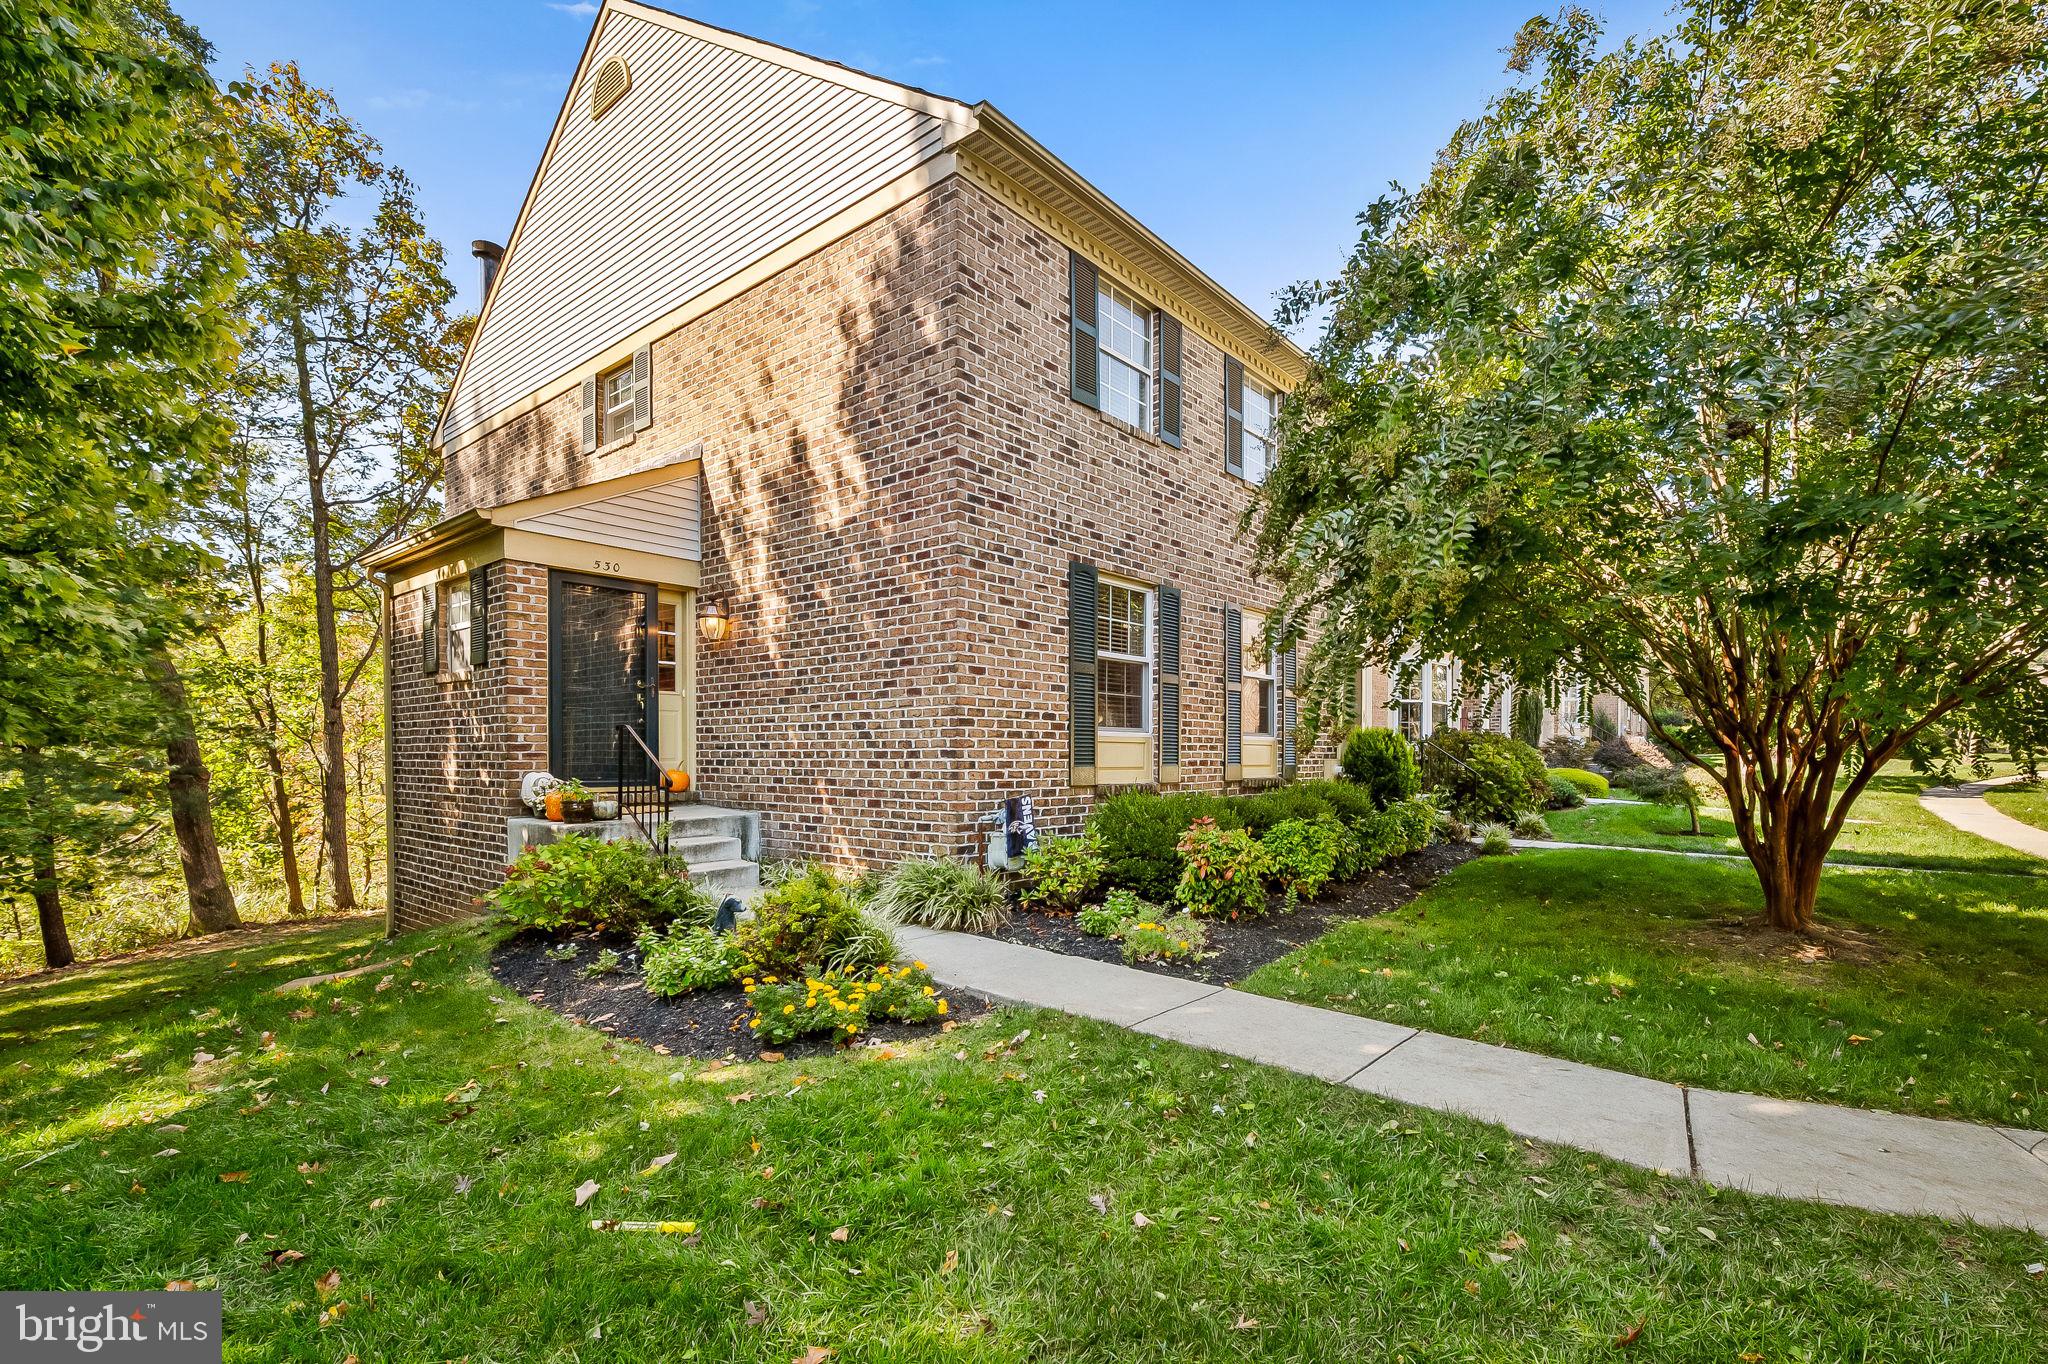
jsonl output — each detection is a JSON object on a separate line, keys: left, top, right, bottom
{"left": 589, "top": 57, "right": 630, "bottom": 120}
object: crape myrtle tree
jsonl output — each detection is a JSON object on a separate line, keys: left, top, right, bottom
{"left": 1254, "top": 0, "right": 2048, "bottom": 932}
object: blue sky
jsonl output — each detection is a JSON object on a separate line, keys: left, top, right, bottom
{"left": 179, "top": 0, "right": 1673, "bottom": 321}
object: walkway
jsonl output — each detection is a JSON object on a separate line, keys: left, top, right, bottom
{"left": 1920, "top": 775, "right": 2048, "bottom": 861}
{"left": 894, "top": 926, "right": 2048, "bottom": 1234}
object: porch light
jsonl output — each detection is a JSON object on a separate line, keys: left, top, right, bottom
{"left": 697, "top": 596, "right": 730, "bottom": 644}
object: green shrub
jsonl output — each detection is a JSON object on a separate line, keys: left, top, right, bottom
{"left": 871, "top": 858, "right": 1006, "bottom": 932}
{"left": 745, "top": 963, "right": 948, "bottom": 1046}
{"left": 1474, "top": 822, "right": 1514, "bottom": 855}
{"left": 1512, "top": 810, "right": 1552, "bottom": 839}
{"left": 637, "top": 924, "right": 746, "bottom": 996}
{"left": 1293, "top": 779, "right": 1381, "bottom": 830}
{"left": 1625, "top": 764, "right": 1714, "bottom": 834}
{"left": 1174, "top": 818, "right": 1272, "bottom": 919}
{"left": 1016, "top": 832, "right": 1108, "bottom": 912}
{"left": 1546, "top": 774, "right": 1587, "bottom": 809}
{"left": 1076, "top": 900, "right": 1131, "bottom": 938}
{"left": 490, "top": 835, "right": 711, "bottom": 934}
{"left": 579, "top": 947, "right": 624, "bottom": 977}
{"left": 1089, "top": 791, "right": 1243, "bottom": 901}
{"left": 1339, "top": 727, "right": 1422, "bottom": 808}
{"left": 733, "top": 867, "right": 868, "bottom": 977}
{"left": 1233, "top": 784, "right": 1338, "bottom": 834}
{"left": 1119, "top": 913, "right": 1208, "bottom": 964}
{"left": 1542, "top": 734, "right": 1598, "bottom": 767}
{"left": 823, "top": 911, "right": 900, "bottom": 975}
{"left": 1548, "top": 767, "right": 1609, "bottom": 798}
{"left": 1261, "top": 817, "right": 1345, "bottom": 901}
{"left": 1353, "top": 797, "right": 1443, "bottom": 867}
{"left": 1418, "top": 730, "right": 1549, "bottom": 822}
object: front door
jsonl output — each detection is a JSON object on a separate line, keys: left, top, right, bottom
{"left": 548, "top": 572, "right": 657, "bottom": 783}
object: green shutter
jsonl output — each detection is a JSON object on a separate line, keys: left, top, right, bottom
{"left": 1224, "top": 356, "right": 1244, "bottom": 478}
{"left": 1069, "top": 560, "right": 1099, "bottom": 786}
{"left": 469, "top": 567, "right": 489, "bottom": 669}
{"left": 1069, "top": 252, "right": 1100, "bottom": 408}
{"left": 580, "top": 375, "right": 598, "bottom": 453}
{"left": 420, "top": 586, "right": 439, "bottom": 675}
{"left": 1281, "top": 646, "right": 1299, "bottom": 778}
{"left": 1157, "top": 314, "right": 1183, "bottom": 447}
{"left": 1157, "top": 582, "right": 1182, "bottom": 784}
{"left": 1223, "top": 605, "right": 1243, "bottom": 780}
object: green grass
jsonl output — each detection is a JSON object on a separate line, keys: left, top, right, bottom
{"left": 1547, "top": 769, "right": 2046, "bottom": 875}
{"left": 1242, "top": 849, "right": 2048, "bottom": 1126}
{"left": 3, "top": 919, "right": 2045, "bottom": 1359}
{"left": 1985, "top": 782, "right": 2048, "bottom": 835}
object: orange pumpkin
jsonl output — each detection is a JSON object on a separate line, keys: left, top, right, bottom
{"left": 662, "top": 768, "right": 692, "bottom": 794}
{"left": 544, "top": 791, "right": 565, "bottom": 821}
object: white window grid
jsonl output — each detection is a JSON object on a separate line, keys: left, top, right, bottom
{"left": 1242, "top": 624, "right": 1277, "bottom": 736}
{"left": 1097, "top": 280, "right": 1152, "bottom": 429}
{"left": 1095, "top": 581, "right": 1153, "bottom": 735}
{"left": 442, "top": 581, "right": 472, "bottom": 681}
{"left": 601, "top": 363, "right": 635, "bottom": 445}
{"left": 1241, "top": 376, "right": 1278, "bottom": 484}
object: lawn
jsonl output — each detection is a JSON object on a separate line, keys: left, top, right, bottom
{"left": 1241, "top": 849, "right": 2048, "bottom": 1126}
{"left": 1986, "top": 781, "right": 2048, "bottom": 835}
{"left": 1546, "top": 769, "right": 2046, "bottom": 875}
{"left": 3, "top": 919, "right": 2045, "bottom": 1360}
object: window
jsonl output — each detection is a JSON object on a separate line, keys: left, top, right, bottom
{"left": 657, "top": 602, "right": 679, "bottom": 693}
{"left": 600, "top": 361, "right": 635, "bottom": 445}
{"left": 1097, "top": 280, "right": 1152, "bottom": 429}
{"left": 1240, "top": 376, "right": 1279, "bottom": 484}
{"left": 1393, "top": 658, "right": 1456, "bottom": 740}
{"left": 1243, "top": 626, "right": 1277, "bottom": 736}
{"left": 1095, "top": 581, "right": 1152, "bottom": 733}
{"left": 441, "top": 580, "right": 472, "bottom": 681}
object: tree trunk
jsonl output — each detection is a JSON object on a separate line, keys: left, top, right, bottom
{"left": 148, "top": 652, "right": 242, "bottom": 934}
{"left": 264, "top": 755, "right": 307, "bottom": 915}
{"left": 22, "top": 753, "right": 73, "bottom": 969}
{"left": 292, "top": 314, "right": 357, "bottom": 914}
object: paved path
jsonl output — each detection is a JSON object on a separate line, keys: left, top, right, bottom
{"left": 896, "top": 926, "right": 2048, "bottom": 1233}
{"left": 1919, "top": 775, "right": 2048, "bottom": 861}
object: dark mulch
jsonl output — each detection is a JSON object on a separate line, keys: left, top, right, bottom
{"left": 988, "top": 842, "right": 1476, "bottom": 984}
{"left": 488, "top": 934, "right": 995, "bottom": 1062}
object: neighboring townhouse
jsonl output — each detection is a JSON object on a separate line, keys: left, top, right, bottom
{"left": 367, "top": 0, "right": 1317, "bottom": 931}
{"left": 1359, "top": 661, "right": 1649, "bottom": 748}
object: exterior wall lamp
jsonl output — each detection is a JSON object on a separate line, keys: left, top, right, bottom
{"left": 697, "top": 596, "right": 730, "bottom": 645}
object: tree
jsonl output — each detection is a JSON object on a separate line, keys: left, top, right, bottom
{"left": 224, "top": 64, "right": 456, "bottom": 915}
{"left": 1256, "top": 0, "right": 2048, "bottom": 932}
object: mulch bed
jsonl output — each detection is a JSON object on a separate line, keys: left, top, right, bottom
{"left": 488, "top": 934, "right": 995, "bottom": 1062}
{"left": 987, "top": 841, "right": 1476, "bottom": 984}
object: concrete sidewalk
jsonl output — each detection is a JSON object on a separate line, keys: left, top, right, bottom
{"left": 1920, "top": 775, "right": 2048, "bottom": 861}
{"left": 897, "top": 926, "right": 2048, "bottom": 1234}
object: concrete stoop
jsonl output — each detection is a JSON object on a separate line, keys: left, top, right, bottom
{"left": 507, "top": 802, "right": 762, "bottom": 895}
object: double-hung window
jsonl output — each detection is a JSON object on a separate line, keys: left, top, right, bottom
{"left": 1393, "top": 657, "right": 1457, "bottom": 739}
{"left": 1240, "top": 376, "right": 1279, "bottom": 484}
{"left": 441, "top": 580, "right": 473, "bottom": 681}
{"left": 600, "top": 361, "right": 636, "bottom": 446}
{"left": 1243, "top": 629, "right": 1277, "bottom": 736}
{"left": 1095, "top": 580, "right": 1152, "bottom": 733}
{"left": 1096, "top": 281, "right": 1152, "bottom": 429}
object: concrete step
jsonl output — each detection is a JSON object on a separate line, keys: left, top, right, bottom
{"left": 688, "top": 857, "right": 761, "bottom": 894}
{"left": 661, "top": 803, "right": 761, "bottom": 859}
{"left": 666, "top": 833, "right": 742, "bottom": 865}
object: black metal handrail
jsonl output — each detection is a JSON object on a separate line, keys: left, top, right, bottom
{"left": 613, "top": 723, "right": 674, "bottom": 858}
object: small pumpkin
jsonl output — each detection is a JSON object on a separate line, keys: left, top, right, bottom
{"left": 662, "top": 768, "right": 692, "bottom": 794}
{"left": 544, "top": 791, "right": 565, "bottom": 821}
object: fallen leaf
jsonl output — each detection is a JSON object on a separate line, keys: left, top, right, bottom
{"left": 154, "top": 1148, "right": 180, "bottom": 1159}
{"left": 759, "top": 1051, "right": 785, "bottom": 1063}
{"left": 1696, "top": 1226, "right": 1719, "bottom": 1244}
{"left": 744, "top": 1299, "right": 770, "bottom": 1328}
{"left": 829, "top": 1226, "right": 850, "bottom": 1243}
{"left": 315, "top": 1268, "right": 341, "bottom": 1298}
{"left": 1131, "top": 1212, "right": 1152, "bottom": 1229}
{"left": 1232, "top": 1315, "right": 1259, "bottom": 1330}
{"left": 2025, "top": 1261, "right": 2044, "bottom": 1278}
{"left": 164, "top": 1280, "right": 198, "bottom": 1292}
{"left": 1397, "top": 1237, "right": 1411, "bottom": 1253}
{"left": 264, "top": 1248, "right": 306, "bottom": 1268}
{"left": 157, "top": 1123, "right": 186, "bottom": 1134}
{"left": 368, "top": 1197, "right": 390, "bottom": 1210}
{"left": 941, "top": 1249, "right": 959, "bottom": 1275}
{"left": 1613, "top": 1321, "right": 1645, "bottom": 1347}
{"left": 297, "top": 1162, "right": 324, "bottom": 1175}
{"left": 1499, "top": 1231, "right": 1527, "bottom": 1253}
{"left": 1847, "top": 1034, "right": 1871, "bottom": 1045}
{"left": 793, "top": 1350, "right": 833, "bottom": 1364}
{"left": 368, "top": 1076, "right": 389, "bottom": 1087}
{"left": 1088, "top": 1192, "right": 1111, "bottom": 1215}
{"left": 1463, "top": 1279, "right": 1480, "bottom": 1295}
{"left": 453, "top": 1174, "right": 475, "bottom": 1194}
{"left": 129, "top": 1181, "right": 146, "bottom": 1194}
{"left": 218, "top": 1171, "right": 248, "bottom": 1183}
{"left": 727, "top": 1091, "right": 756, "bottom": 1105}
{"left": 642, "top": 1152, "right": 677, "bottom": 1176}
{"left": 574, "top": 1179, "right": 601, "bottom": 1207}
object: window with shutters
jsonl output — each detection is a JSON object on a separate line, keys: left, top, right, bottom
{"left": 1242, "top": 629, "right": 1277, "bottom": 737}
{"left": 440, "top": 580, "right": 473, "bottom": 682}
{"left": 1240, "top": 376, "right": 1279, "bottom": 484}
{"left": 1095, "top": 580, "right": 1152, "bottom": 733}
{"left": 1096, "top": 280, "right": 1152, "bottom": 428}
{"left": 599, "top": 361, "right": 636, "bottom": 446}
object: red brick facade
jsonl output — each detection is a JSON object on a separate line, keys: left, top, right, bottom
{"left": 389, "top": 173, "right": 1323, "bottom": 928}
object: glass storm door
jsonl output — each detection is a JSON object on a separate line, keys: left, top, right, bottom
{"left": 548, "top": 572, "right": 657, "bottom": 783}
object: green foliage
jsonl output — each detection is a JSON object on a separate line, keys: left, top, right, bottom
{"left": 745, "top": 963, "right": 948, "bottom": 1046}
{"left": 1512, "top": 811, "right": 1552, "bottom": 840}
{"left": 1173, "top": 818, "right": 1272, "bottom": 919}
{"left": 543, "top": 942, "right": 580, "bottom": 963}
{"left": 1260, "top": 817, "right": 1345, "bottom": 902}
{"left": 1089, "top": 791, "right": 1243, "bottom": 901}
{"left": 1292, "top": 779, "right": 1381, "bottom": 830}
{"left": 1015, "top": 833, "right": 1108, "bottom": 912}
{"left": 1119, "top": 913, "right": 1208, "bottom": 965}
{"left": 1232, "top": 785, "right": 1338, "bottom": 835}
{"left": 636, "top": 924, "right": 746, "bottom": 997}
{"left": 1338, "top": 728, "right": 1421, "bottom": 809}
{"left": 822, "top": 912, "right": 900, "bottom": 976}
{"left": 1256, "top": 0, "right": 2048, "bottom": 929}
{"left": 489, "top": 836, "right": 710, "bottom": 935}
{"left": 1354, "top": 798, "right": 1443, "bottom": 867}
{"left": 1546, "top": 775, "right": 1586, "bottom": 810}
{"left": 578, "top": 947, "right": 623, "bottom": 978}
{"left": 1511, "top": 691, "right": 1547, "bottom": 746}
{"left": 1078, "top": 890, "right": 1150, "bottom": 938}
{"left": 733, "top": 867, "right": 868, "bottom": 977}
{"left": 1474, "top": 823, "right": 1514, "bottom": 856}
{"left": 871, "top": 858, "right": 1005, "bottom": 933}
{"left": 1548, "top": 768, "right": 1610, "bottom": 799}
{"left": 1625, "top": 766, "right": 1712, "bottom": 835}
{"left": 1418, "top": 731, "right": 1550, "bottom": 822}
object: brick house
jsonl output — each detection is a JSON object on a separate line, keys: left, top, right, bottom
{"left": 368, "top": 0, "right": 1637, "bottom": 933}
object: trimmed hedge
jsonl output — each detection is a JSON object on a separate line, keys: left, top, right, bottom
{"left": 1090, "top": 791, "right": 1243, "bottom": 901}
{"left": 1547, "top": 767, "right": 1610, "bottom": 799}
{"left": 1338, "top": 726, "right": 1421, "bottom": 808}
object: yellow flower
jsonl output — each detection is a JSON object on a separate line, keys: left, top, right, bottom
{"left": 782, "top": 1004, "right": 796, "bottom": 1015}
{"left": 743, "top": 985, "right": 755, "bottom": 994}
{"left": 921, "top": 986, "right": 934, "bottom": 996}
{"left": 935, "top": 999, "right": 949, "bottom": 1015}
{"left": 913, "top": 961, "right": 926, "bottom": 970}
{"left": 742, "top": 978, "right": 755, "bottom": 986}
{"left": 749, "top": 1018, "right": 761, "bottom": 1028}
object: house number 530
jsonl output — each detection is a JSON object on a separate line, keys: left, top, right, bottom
{"left": 593, "top": 558, "right": 621, "bottom": 574}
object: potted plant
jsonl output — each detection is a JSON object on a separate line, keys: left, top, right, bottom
{"left": 547, "top": 778, "right": 596, "bottom": 824}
